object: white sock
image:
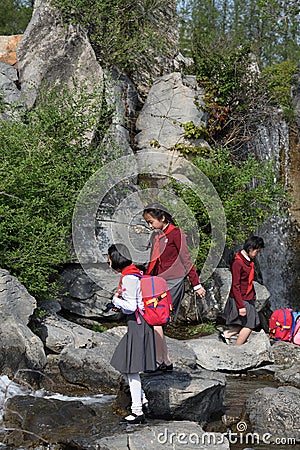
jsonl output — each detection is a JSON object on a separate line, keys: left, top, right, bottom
{"left": 141, "top": 389, "right": 148, "bottom": 405}
{"left": 127, "top": 373, "right": 143, "bottom": 415}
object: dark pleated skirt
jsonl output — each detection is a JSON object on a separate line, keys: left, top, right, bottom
{"left": 167, "top": 277, "right": 185, "bottom": 322}
{"left": 110, "top": 313, "right": 156, "bottom": 374}
{"left": 222, "top": 297, "right": 260, "bottom": 329}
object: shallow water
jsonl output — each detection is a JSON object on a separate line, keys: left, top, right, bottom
{"left": 214, "top": 375, "right": 297, "bottom": 450}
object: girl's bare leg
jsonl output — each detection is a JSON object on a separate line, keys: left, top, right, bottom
{"left": 235, "top": 327, "right": 252, "bottom": 346}
{"left": 154, "top": 325, "right": 171, "bottom": 365}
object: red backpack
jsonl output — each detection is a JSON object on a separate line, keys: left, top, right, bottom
{"left": 136, "top": 275, "right": 173, "bottom": 326}
{"left": 269, "top": 308, "right": 294, "bottom": 341}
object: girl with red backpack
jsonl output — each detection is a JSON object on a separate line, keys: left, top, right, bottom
{"left": 108, "top": 243, "right": 156, "bottom": 424}
{"left": 220, "top": 236, "right": 265, "bottom": 346}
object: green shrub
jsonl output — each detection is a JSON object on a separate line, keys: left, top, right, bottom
{"left": 260, "top": 60, "right": 298, "bottom": 120}
{"left": 0, "top": 0, "right": 33, "bottom": 34}
{"left": 171, "top": 147, "right": 287, "bottom": 269}
{"left": 0, "top": 84, "right": 113, "bottom": 298}
{"left": 53, "top": 0, "right": 170, "bottom": 76}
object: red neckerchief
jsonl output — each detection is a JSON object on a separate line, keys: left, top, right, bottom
{"left": 117, "top": 264, "right": 143, "bottom": 296}
{"left": 235, "top": 252, "right": 254, "bottom": 295}
{"left": 146, "top": 223, "right": 177, "bottom": 275}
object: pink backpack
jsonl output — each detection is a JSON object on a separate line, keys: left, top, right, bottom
{"left": 291, "top": 312, "right": 300, "bottom": 346}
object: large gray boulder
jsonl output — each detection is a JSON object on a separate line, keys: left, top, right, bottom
{"left": 0, "top": 269, "right": 47, "bottom": 378}
{"left": 41, "top": 314, "right": 106, "bottom": 353}
{"left": 246, "top": 386, "right": 300, "bottom": 443}
{"left": 0, "top": 269, "right": 36, "bottom": 323}
{"left": 185, "top": 330, "right": 274, "bottom": 372}
{"left": 17, "top": 0, "right": 103, "bottom": 109}
{"left": 3, "top": 395, "right": 103, "bottom": 448}
{"left": 0, "top": 318, "right": 46, "bottom": 378}
{"left": 270, "top": 340, "right": 300, "bottom": 388}
{"left": 58, "top": 333, "right": 123, "bottom": 391}
{"left": 141, "top": 370, "right": 225, "bottom": 422}
{"left": 0, "top": 62, "right": 22, "bottom": 118}
{"left": 58, "top": 265, "right": 118, "bottom": 321}
{"left": 135, "top": 72, "right": 207, "bottom": 154}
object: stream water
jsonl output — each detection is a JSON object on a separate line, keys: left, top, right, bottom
{"left": 210, "top": 375, "right": 297, "bottom": 450}
{"left": 0, "top": 372, "right": 297, "bottom": 449}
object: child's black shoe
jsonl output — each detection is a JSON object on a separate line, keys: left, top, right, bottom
{"left": 218, "top": 330, "right": 229, "bottom": 345}
{"left": 120, "top": 413, "right": 145, "bottom": 424}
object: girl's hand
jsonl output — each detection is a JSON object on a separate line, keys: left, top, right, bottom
{"left": 239, "top": 307, "right": 247, "bottom": 316}
{"left": 195, "top": 287, "right": 206, "bottom": 298}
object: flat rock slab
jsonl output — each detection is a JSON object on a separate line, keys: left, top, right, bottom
{"left": 57, "top": 327, "right": 198, "bottom": 391}
{"left": 95, "top": 421, "right": 230, "bottom": 450}
{"left": 185, "top": 331, "right": 274, "bottom": 372}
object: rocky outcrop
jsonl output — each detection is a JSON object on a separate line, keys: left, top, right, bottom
{"left": 246, "top": 386, "right": 300, "bottom": 443}
{"left": 0, "top": 319, "right": 46, "bottom": 378}
{"left": 103, "top": 68, "right": 138, "bottom": 156}
{"left": 290, "top": 71, "right": 300, "bottom": 230}
{"left": 17, "top": 1, "right": 103, "bottom": 109}
{"left": 135, "top": 72, "right": 207, "bottom": 154}
{"left": 57, "top": 331, "right": 124, "bottom": 391}
{"left": 127, "top": 0, "right": 180, "bottom": 98}
{"left": 40, "top": 314, "right": 107, "bottom": 353}
{"left": 0, "top": 269, "right": 36, "bottom": 323}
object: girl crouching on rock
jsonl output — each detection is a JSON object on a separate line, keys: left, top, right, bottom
{"left": 108, "top": 243, "right": 156, "bottom": 424}
{"left": 220, "top": 236, "right": 265, "bottom": 346}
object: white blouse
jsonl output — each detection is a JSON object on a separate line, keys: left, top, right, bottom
{"left": 112, "top": 275, "right": 144, "bottom": 314}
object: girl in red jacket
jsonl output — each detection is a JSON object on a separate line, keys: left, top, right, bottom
{"left": 143, "top": 203, "right": 206, "bottom": 370}
{"left": 220, "top": 236, "right": 265, "bottom": 346}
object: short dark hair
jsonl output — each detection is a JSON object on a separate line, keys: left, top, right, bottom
{"left": 108, "top": 243, "right": 132, "bottom": 271}
{"left": 243, "top": 236, "right": 265, "bottom": 253}
{"left": 143, "top": 203, "right": 175, "bottom": 225}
